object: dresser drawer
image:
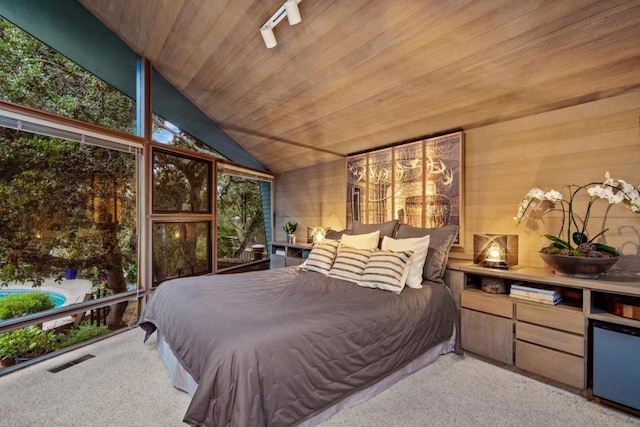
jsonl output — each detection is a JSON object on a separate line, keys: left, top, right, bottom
{"left": 516, "top": 340, "right": 584, "bottom": 389}
{"left": 461, "top": 290, "right": 512, "bottom": 318}
{"left": 461, "top": 308, "right": 513, "bottom": 365}
{"left": 516, "top": 321, "right": 584, "bottom": 357}
{"left": 515, "top": 302, "right": 583, "bottom": 335}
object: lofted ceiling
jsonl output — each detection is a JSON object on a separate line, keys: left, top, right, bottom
{"left": 79, "top": 0, "right": 640, "bottom": 173}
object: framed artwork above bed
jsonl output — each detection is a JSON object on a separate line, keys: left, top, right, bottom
{"left": 347, "top": 131, "right": 464, "bottom": 248}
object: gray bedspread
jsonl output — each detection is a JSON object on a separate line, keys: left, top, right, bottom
{"left": 139, "top": 267, "right": 456, "bottom": 427}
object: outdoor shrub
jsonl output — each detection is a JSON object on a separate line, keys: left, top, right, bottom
{"left": 0, "top": 292, "right": 55, "bottom": 320}
{"left": 57, "top": 322, "right": 110, "bottom": 349}
{"left": 0, "top": 326, "right": 57, "bottom": 360}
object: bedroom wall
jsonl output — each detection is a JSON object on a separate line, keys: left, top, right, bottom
{"left": 275, "top": 90, "right": 640, "bottom": 269}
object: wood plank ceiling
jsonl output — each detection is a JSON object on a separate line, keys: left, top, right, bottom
{"left": 79, "top": 0, "right": 640, "bottom": 173}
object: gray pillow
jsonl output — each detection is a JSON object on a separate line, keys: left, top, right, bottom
{"left": 352, "top": 220, "right": 399, "bottom": 239}
{"left": 325, "top": 229, "right": 349, "bottom": 240}
{"left": 396, "top": 224, "right": 459, "bottom": 282}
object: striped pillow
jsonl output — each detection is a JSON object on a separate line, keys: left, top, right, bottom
{"left": 301, "top": 239, "right": 339, "bottom": 274}
{"left": 358, "top": 250, "right": 413, "bottom": 294}
{"left": 327, "top": 246, "right": 372, "bottom": 283}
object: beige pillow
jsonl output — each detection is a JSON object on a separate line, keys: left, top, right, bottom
{"left": 340, "top": 230, "right": 380, "bottom": 250}
{"left": 381, "top": 234, "right": 431, "bottom": 289}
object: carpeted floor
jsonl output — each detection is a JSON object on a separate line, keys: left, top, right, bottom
{"left": 0, "top": 329, "right": 636, "bottom": 426}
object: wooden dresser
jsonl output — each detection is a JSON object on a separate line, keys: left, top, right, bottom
{"left": 445, "top": 261, "right": 640, "bottom": 412}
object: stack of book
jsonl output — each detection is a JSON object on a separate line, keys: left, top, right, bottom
{"left": 509, "top": 283, "right": 562, "bottom": 305}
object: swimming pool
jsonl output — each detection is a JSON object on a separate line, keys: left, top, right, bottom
{"left": 0, "top": 289, "right": 67, "bottom": 308}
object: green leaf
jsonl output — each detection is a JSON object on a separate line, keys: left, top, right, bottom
{"left": 594, "top": 243, "right": 619, "bottom": 256}
{"left": 543, "top": 234, "right": 569, "bottom": 249}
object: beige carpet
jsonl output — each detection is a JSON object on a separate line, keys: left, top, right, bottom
{"left": 0, "top": 329, "right": 636, "bottom": 427}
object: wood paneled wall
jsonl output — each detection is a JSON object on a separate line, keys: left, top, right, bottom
{"left": 274, "top": 159, "right": 346, "bottom": 243}
{"left": 275, "top": 91, "right": 640, "bottom": 268}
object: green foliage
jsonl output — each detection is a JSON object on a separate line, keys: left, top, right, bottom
{"left": 56, "top": 322, "right": 110, "bottom": 349}
{"left": 216, "top": 174, "right": 266, "bottom": 259}
{"left": 0, "top": 326, "right": 57, "bottom": 360}
{"left": 0, "top": 292, "right": 55, "bottom": 320}
{"left": 283, "top": 221, "right": 298, "bottom": 234}
{"left": 0, "top": 18, "right": 138, "bottom": 306}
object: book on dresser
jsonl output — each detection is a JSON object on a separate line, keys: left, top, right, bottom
{"left": 509, "top": 283, "right": 562, "bottom": 305}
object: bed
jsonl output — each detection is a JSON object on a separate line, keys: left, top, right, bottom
{"left": 139, "top": 223, "right": 459, "bottom": 426}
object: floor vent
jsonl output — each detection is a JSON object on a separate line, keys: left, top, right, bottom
{"left": 48, "top": 354, "right": 95, "bottom": 373}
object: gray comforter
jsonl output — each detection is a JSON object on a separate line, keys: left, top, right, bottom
{"left": 139, "top": 267, "right": 456, "bottom": 427}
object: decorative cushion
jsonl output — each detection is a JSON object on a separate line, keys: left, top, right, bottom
{"left": 340, "top": 230, "right": 380, "bottom": 250}
{"left": 396, "top": 224, "right": 459, "bottom": 283}
{"left": 328, "top": 246, "right": 372, "bottom": 283}
{"left": 381, "top": 234, "right": 431, "bottom": 289}
{"left": 352, "top": 220, "right": 399, "bottom": 240}
{"left": 358, "top": 250, "right": 414, "bottom": 294}
{"left": 300, "top": 239, "right": 339, "bottom": 274}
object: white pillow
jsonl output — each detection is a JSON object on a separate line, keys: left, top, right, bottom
{"left": 358, "top": 249, "right": 413, "bottom": 294}
{"left": 381, "top": 234, "right": 431, "bottom": 289}
{"left": 327, "top": 246, "right": 372, "bottom": 283}
{"left": 340, "top": 230, "right": 380, "bottom": 250}
{"left": 300, "top": 239, "right": 339, "bottom": 275}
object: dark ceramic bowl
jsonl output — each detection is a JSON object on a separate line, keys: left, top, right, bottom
{"left": 539, "top": 252, "right": 619, "bottom": 279}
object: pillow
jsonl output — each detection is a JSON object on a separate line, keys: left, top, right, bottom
{"left": 327, "top": 246, "right": 372, "bottom": 283}
{"left": 396, "top": 224, "right": 459, "bottom": 283}
{"left": 300, "top": 239, "right": 339, "bottom": 274}
{"left": 358, "top": 249, "right": 413, "bottom": 294}
{"left": 381, "top": 234, "right": 431, "bottom": 289}
{"left": 325, "top": 229, "right": 348, "bottom": 240}
{"left": 340, "top": 230, "right": 380, "bottom": 250}
{"left": 352, "top": 220, "right": 399, "bottom": 240}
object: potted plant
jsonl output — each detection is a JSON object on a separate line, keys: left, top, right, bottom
{"left": 283, "top": 221, "right": 298, "bottom": 244}
{"left": 515, "top": 172, "right": 640, "bottom": 278}
{"left": 0, "top": 326, "right": 57, "bottom": 367}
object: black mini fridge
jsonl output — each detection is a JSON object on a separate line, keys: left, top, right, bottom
{"left": 592, "top": 321, "right": 640, "bottom": 411}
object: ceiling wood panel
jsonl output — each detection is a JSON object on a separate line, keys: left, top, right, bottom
{"left": 79, "top": 0, "right": 640, "bottom": 172}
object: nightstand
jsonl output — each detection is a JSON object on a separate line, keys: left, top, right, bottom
{"left": 269, "top": 242, "right": 312, "bottom": 269}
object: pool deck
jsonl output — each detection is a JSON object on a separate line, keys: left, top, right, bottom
{"left": 3, "top": 277, "right": 93, "bottom": 330}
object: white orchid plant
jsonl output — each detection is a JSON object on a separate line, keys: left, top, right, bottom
{"left": 515, "top": 172, "right": 640, "bottom": 257}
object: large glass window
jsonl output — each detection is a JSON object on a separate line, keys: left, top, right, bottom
{"left": 216, "top": 166, "right": 271, "bottom": 271}
{"left": 0, "top": 17, "right": 140, "bottom": 372}
{"left": 0, "top": 17, "right": 136, "bottom": 134}
{"left": 0, "top": 128, "right": 139, "bottom": 371}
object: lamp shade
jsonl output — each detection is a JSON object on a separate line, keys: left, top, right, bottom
{"left": 473, "top": 234, "right": 518, "bottom": 269}
{"left": 285, "top": 0, "right": 302, "bottom": 25}
{"left": 260, "top": 25, "right": 277, "bottom": 48}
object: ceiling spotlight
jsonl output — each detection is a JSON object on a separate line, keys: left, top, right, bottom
{"left": 260, "top": 25, "right": 277, "bottom": 48}
{"left": 260, "top": 0, "right": 303, "bottom": 48}
{"left": 285, "top": 0, "right": 302, "bottom": 25}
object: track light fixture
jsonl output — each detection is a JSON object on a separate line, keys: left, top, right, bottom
{"left": 260, "top": 0, "right": 303, "bottom": 48}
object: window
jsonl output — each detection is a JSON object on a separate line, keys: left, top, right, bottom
{"left": 216, "top": 164, "right": 273, "bottom": 271}
{"left": 0, "top": 17, "right": 136, "bottom": 134}
{"left": 152, "top": 149, "right": 211, "bottom": 214}
{"left": 0, "top": 16, "right": 141, "bottom": 371}
{"left": 152, "top": 113, "right": 224, "bottom": 158}
{"left": 0, "top": 128, "right": 139, "bottom": 328}
{"left": 152, "top": 222, "right": 211, "bottom": 283}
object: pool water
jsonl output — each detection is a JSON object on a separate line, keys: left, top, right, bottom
{"left": 0, "top": 289, "right": 67, "bottom": 308}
